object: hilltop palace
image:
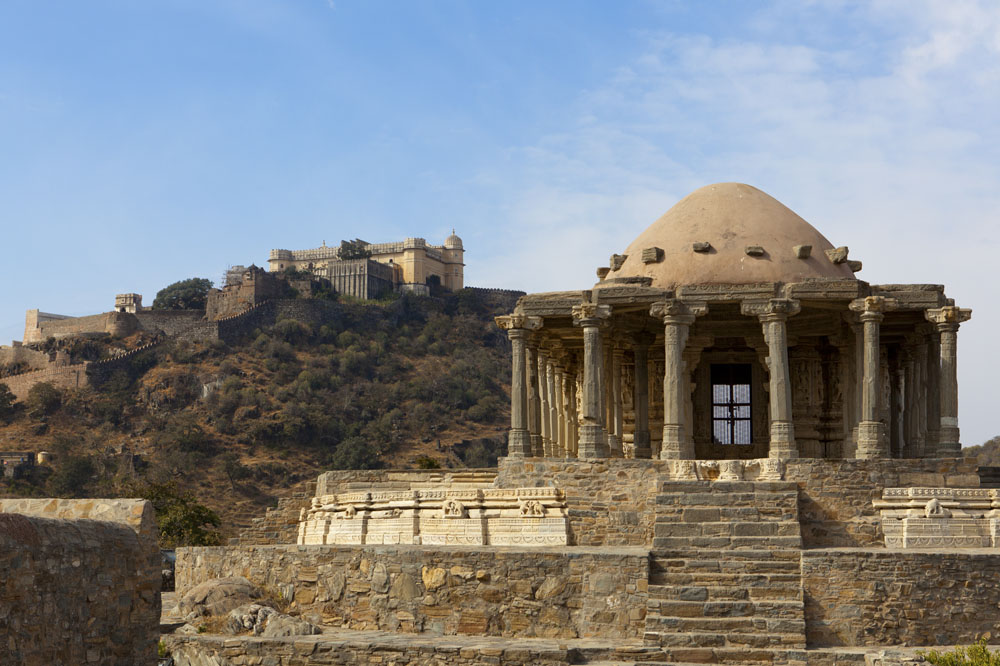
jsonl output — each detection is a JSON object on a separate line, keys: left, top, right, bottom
{"left": 268, "top": 232, "right": 465, "bottom": 299}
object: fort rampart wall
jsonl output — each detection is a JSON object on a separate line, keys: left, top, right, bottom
{"left": 1, "top": 363, "right": 88, "bottom": 400}
{"left": 0, "top": 499, "right": 160, "bottom": 665}
{"left": 175, "top": 544, "right": 648, "bottom": 640}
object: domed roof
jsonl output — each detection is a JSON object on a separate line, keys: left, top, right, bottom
{"left": 610, "top": 183, "right": 855, "bottom": 287}
{"left": 444, "top": 229, "right": 463, "bottom": 250}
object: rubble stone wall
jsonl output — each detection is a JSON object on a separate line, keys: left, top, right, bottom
{"left": 0, "top": 499, "right": 160, "bottom": 665}
{"left": 175, "top": 544, "right": 649, "bottom": 640}
{"left": 803, "top": 548, "right": 1000, "bottom": 647}
{"left": 496, "top": 458, "right": 662, "bottom": 546}
{"left": 786, "top": 458, "right": 979, "bottom": 547}
{"left": 134, "top": 310, "right": 206, "bottom": 336}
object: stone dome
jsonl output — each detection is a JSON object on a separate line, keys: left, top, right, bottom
{"left": 610, "top": 183, "right": 856, "bottom": 288}
{"left": 444, "top": 229, "right": 463, "bottom": 250}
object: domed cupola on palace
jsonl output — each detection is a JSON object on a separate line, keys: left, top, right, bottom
{"left": 496, "top": 183, "right": 971, "bottom": 468}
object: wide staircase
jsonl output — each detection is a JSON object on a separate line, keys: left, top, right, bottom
{"left": 643, "top": 480, "right": 807, "bottom": 661}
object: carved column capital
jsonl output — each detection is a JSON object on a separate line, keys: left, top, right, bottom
{"left": 925, "top": 306, "right": 972, "bottom": 331}
{"left": 650, "top": 299, "right": 707, "bottom": 326}
{"left": 742, "top": 298, "right": 801, "bottom": 322}
{"left": 495, "top": 313, "right": 544, "bottom": 332}
{"left": 572, "top": 303, "right": 612, "bottom": 328}
{"left": 849, "top": 296, "right": 897, "bottom": 323}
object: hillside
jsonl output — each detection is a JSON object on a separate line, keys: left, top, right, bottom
{"left": 0, "top": 289, "right": 519, "bottom": 542}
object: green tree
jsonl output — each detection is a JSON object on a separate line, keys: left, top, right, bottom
{"left": 152, "top": 277, "right": 213, "bottom": 310}
{"left": 0, "top": 382, "right": 14, "bottom": 420}
{"left": 26, "top": 381, "right": 61, "bottom": 416}
{"left": 221, "top": 452, "right": 251, "bottom": 490}
{"left": 48, "top": 455, "right": 96, "bottom": 496}
{"left": 136, "top": 481, "right": 222, "bottom": 547}
{"left": 339, "top": 239, "right": 371, "bottom": 260}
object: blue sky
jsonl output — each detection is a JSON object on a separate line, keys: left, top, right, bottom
{"left": 1, "top": 1, "right": 998, "bottom": 445}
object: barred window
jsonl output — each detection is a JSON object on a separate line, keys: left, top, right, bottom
{"left": 711, "top": 364, "right": 752, "bottom": 445}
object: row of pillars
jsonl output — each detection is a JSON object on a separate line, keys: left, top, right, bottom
{"left": 497, "top": 298, "right": 971, "bottom": 460}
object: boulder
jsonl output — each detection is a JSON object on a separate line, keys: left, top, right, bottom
{"left": 177, "top": 576, "right": 263, "bottom": 622}
{"left": 259, "top": 613, "right": 322, "bottom": 638}
{"left": 223, "top": 603, "right": 277, "bottom": 635}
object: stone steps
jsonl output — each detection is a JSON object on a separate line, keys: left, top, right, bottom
{"left": 643, "top": 480, "right": 807, "bottom": 653}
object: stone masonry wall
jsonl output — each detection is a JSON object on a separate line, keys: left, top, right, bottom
{"left": 2, "top": 363, "right": 89, "bottom": 400}
{"left": 0, "top": 499, "right": 160, "bottom": 665}
{"left": 496, "top": 457, "right": 979, "bottom": 548}
{"left": 134, "top": 310, "right": 206, "bottom": 336}
{"left": 176, "top": 544, "right": 649, "bottom": 640}
{"left": 236, "top": 483, "right": 315, "bottom": 546}
{"left": 803, "top": 549, "right": 1000, "bottom": 647}
{"left": 163, "top": 634, "right": 575, "bottom": 666}
{"left": 497, "top": 458, "right": 665, "bottom": 546}
{"left": 785, "top": 458, "right": 979, "bottom": 547}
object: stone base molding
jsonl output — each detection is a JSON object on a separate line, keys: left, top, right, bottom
{"left": 299, "top": 488, "right": 569, "bottom": 547}
{"left": 875, "top": 487, "right": 1000, "bottom": 548}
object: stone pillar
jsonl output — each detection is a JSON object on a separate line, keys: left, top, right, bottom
{"left": 651, "top": 300, "right": 707, "bottom": 460}
{"left": 926, "top": 306, "right": 972, "bottom": 455}
{"left": 925, "top": 328, "right": 941, "bottom": 456}
{"left": 631, "top": 331, "right": 655, "bottom": 459}
{"left": 551, "top": 360, "right": 564, "bottom": 457}
{"left": 572, "top": 303, "right": 612, "bottom": 458}
{"left": 538, "top": 348, "right": 552, "bottom": 457}
{"left": 495, "top": 315, "right": 542, "bottom": 456}
{"left": 849, "top": 296, "right": 893, "bottom": 459}
{"left": 567, "top": 365, "right": 579, "bottom": 458}
{"left": 743, "top": 299, "right": 801, "bottom": 459}
{"left": 526, "top": 338, "right": 542, "bottom": 456}
{"left": 546, "top": 359, "right": 559, "bottom": 456}
{"left": 608, "top": 343, "right": 625, "bottom": 457}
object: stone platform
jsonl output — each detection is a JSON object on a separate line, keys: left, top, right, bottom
{"left": 162, "top": 627, "right": 948, "bottom": 665}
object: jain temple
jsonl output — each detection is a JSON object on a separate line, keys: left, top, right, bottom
{"left": 7, "top": 183, "right": 1000, "bottom": 666}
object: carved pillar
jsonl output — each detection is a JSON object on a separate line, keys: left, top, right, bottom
{"left": 631, "top": 331, "right": 655, "bottom": 459}
{"left": 568, "top": 363, "right": 579, "bottom": 458}
{"left": 572, "top": 303, "right": 612, "bottom": 458}
{"left": 608, "top": 342, "right": 625, "bottom": 457}
{"left": 537, "top": 347, "right": 551, "bottom": 457}
{"left": 910, "top": 340, "right": 928, "bottom": 458}
{"left": 651, "top": 300, "right": 707, "bottom": 460}
{"left": 526, "top": 337, "right": 542, "bottom": 456}
{"left": 495, "top": 315, "right": 542, "bottom": 456}
{"left": 924, "top": 327, "right": 941, "bottom": 456}
{"left": 743, "top": 299, "right": 801, "bottom": 459}
{"left": 849, "top": 296, "right": 894, "bottom": 459}
{"left": 552, "top": 357, "right": 565, "bottom": 458}
{"left": 926, "top": 306, "right": 972, "bottom": 455}
{"left": 547, "top": 358, "right": 560, "bottom": 457}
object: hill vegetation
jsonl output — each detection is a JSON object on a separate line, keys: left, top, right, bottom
{"left": 0, "top": 289, "right": 518, "bottom": 543}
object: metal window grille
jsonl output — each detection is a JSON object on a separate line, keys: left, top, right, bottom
{"left": 711, "top": 364, "right": 752, "bottom": 445}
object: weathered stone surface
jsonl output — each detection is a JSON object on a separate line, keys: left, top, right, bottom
{"left": 178, "top": 576, "right": 263, "bottom": 621}
{"left": 0, "top": 499, "right": 159, "bottom": 665}
{"left": 175, "top": 544, "right": 648, "bottom": 639}
{"left": 259, "top": 613, "right": 322, "bottom": 638}
{"left": 804, "top": 550, "right": 1000, "bottom": 647}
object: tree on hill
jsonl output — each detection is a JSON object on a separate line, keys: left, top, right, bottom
{"left": 152, "top": 277, "right": 213, "bottom": 311}
{"left": 964, "top": 436, "right": 1000, "bottom": 466}
{"left": 0, "top": 382, "right": 15, "bottom": 420}
{"left": 339, "top": 239, "right": 371, "bottom": 260}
